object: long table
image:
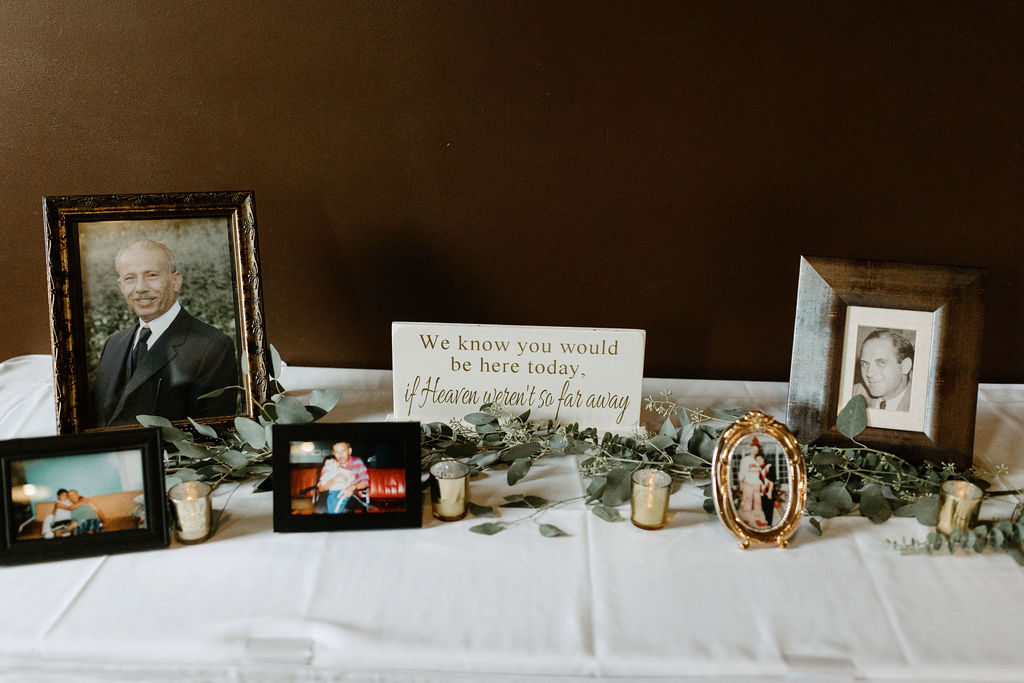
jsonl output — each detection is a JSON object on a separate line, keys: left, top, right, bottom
{"left": 1, "top": 355, "right": 1022, "bottom": 681}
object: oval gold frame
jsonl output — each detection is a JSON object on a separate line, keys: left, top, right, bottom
{"left": 711, "top": 411, "right": 807, "bottom": 549}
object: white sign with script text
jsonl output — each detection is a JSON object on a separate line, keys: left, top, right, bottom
{"left": 392, "top": 322, "right": 646, "bottom": 429}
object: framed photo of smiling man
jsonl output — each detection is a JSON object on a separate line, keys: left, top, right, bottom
{"left": 43, "top": 192, "right": 270, "bottom": 434}
{"left": 786, "top": 256, "right": 984, "bottom": 470}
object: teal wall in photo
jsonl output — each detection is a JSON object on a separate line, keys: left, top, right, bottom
{"left": 0, "top": 2, "right": 1020, "bottom": 382}
{"left": 21, "top": 451, "right": 142, "bottom": 514}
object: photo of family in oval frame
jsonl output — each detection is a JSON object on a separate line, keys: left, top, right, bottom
{"left": 732, "top": 435, "right": 787, "bottom": 531}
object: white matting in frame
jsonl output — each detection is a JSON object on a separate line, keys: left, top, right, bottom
{"left": 837, "top": 306, "right": 934, "bottom": 433}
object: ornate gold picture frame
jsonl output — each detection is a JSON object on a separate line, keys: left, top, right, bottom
{"left": 711, "top": 411, "right": 806, "bottom": 549}
{"left": 43, "top": 191, "right": 270, "bottom": 434}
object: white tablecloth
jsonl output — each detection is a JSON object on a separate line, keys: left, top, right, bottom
{"left": 1, "top": 355, "right": 1023, "bottom": 681}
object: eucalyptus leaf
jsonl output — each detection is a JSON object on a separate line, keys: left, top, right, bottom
{"left": 173, "top": 468, "right": 198, "bottom": 482}
{"left": 858, "top": 485, "right": 892, "bottom": 523}
{"left": 469, "top": 522, "right": 504, "bottom": 535}
{"left": 586, "top": 479, "right": 606, "bottom": 499}
{"left": 468, "top": 502, "right": 496, "bottom": 517}
{"left": 197, "top": 386, "right": 238, "bottom": 400}
{"left": 164, "top": 475, "right": 183, "bottom": 491}
{"left": 175, "top": 440, "right": 210, "bottom": 460}
{"left": 137, "top": 414, "right": 173, "bottom": 428}
{"left": 592, "top": 505, "right": 621, "bottom": 522}
{"left": 188, "top": 418, "right": 219, "bottom": 439}
{"left": 894, "top": 495, "right": 939, "bottom": 526}
{"left": 162, "top": 426, "right": 192, "bottom": 444}
{"left": 501, "top": 493, "right": 547, "bottom": 509}
{"left": 445, "top": 441, "right": 479, "bottom": 459}
{"left": 465, "top": 412, "right": 497, "bottom": 426}
{"left": 308, "top": 388, "right": 342, "bottom": 413}
{"left": 691, "top": 426, "right": 719, "bottom": 461}
{"left": 836, "top": 395, "right": 868, "bottom": 440}
{"left": 646, "top": 434, "right": 675, "bottom": 451}
{"left": 507, "top": 456, "right": 533, "bottom": 486}
{"left": 538, "top": 523, "right": 568, "bottom": 537}
{"left": 672, "top": 451, "right": 709, "bottom": 467}
{"left": 196, "top": 465, "right": 229, "bottom": 478}
{"left": 601, "top": 467, "right": 633, "bottom": 507}
{"left": 818, "top": 481, "right": 854, "bottom": 515}
{"left": 678, "top": 423, "right": 695, "bottom": 452}
{"left": 807, "top": 499, "right": 841, "bottom": 518}
{"left": 275, "top": 395, "right": 314, "bottom": 424}
{"left": 219, "top": 449, "right": 249, "bottom": 469}
{"left": 468, "top": 451, "right": 501, "bottom": 468}
{"left": 235, "top": 417, "right": 267, "bottom": 448}
{"left": 547, "top": 433, "right": 568, "bottom": 451}
{"left": 811, "top": 451, "right": 847, "bottom": 467}
{"left": 658, "top": 417, "right": 678, "bottom": 440}
{"left": 501, "top": 441, "right": 542, "bottom": 464}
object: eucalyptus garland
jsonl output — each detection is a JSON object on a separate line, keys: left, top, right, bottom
{"left": 419, "top": 391, "right": 1021, "bottom": 554}
{"left": 152, "top": 358, "right": 1021, "bottom": 562}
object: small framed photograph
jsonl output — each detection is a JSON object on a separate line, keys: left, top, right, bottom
{"left": 0, "top": 428, "right": 169, "bottom": 565}
{"left": 272, "top": 422, "right": 423, "bottom": 533}
{"left": 711, "top": 411, "right": 806, "bottom": 549}
{"left": 43, "top": 191, "right": 271, "bottom": 434}
{"left": 786, "top": 256, "right": 984, "bottom": 469}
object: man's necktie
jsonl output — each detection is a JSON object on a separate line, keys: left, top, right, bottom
{"left": 131, "top": 326, "right": 151, "bottom": 375}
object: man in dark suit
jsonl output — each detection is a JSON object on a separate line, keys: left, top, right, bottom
{"left": 92, "top": 239, "right": 239, "bottom": 427}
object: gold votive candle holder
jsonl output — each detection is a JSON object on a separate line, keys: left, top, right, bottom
{"left": 630, "top": 467, "right": 672, "bottom": 530}
{"left": 430, "top": 460, "right": 470, "bottom": 521}
{"left": 936, "top": 480, "right": 984, "bottom": 535}
{"left": 168, "top": 481, "right": 213, "bottom": 543}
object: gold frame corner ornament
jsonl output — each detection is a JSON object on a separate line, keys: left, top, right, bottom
{"left": 711, "top": 411, "right": 807, "bottom": 550}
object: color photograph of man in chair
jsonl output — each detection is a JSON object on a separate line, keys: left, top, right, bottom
{"left": 288, "top": 439, "right": 408, "bottom": 515}
{"left": 10, "top": 450, "right": 147, "bottom": 542}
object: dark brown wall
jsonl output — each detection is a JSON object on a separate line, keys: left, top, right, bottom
{"left": 1, "top": 1, "right": 1021, "bottom": 382}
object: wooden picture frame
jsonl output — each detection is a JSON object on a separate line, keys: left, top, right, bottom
{"left": 711, "top": 411, "right": 806, "bottom": 549}
{"left": 43, "top": 191, "right": 270, "bottom": 434}
{"left": 273, "top": 422, "right": 423, "bottom": 533}
{"left": 786, "top": 256, "right": 985, "bottom": 469}
{"left": 0, "top": 428, "right": 169, "bottom": 564}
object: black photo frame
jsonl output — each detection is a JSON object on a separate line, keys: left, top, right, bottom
{"left": 0, "top": 428, "right": 169, "bottom": 565}
{"left": 43, "top": 191, "right": 270, "bottom": 434}
{"left": 273, "top": 422, "right": 423, "bottom": 533}
{"left": 786, "top": 256, "right": 985, "bottom": 469}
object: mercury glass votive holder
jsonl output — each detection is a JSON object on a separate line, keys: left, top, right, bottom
{"left": 168, "top": 481, "right": 213, "bottom": 543}
{"left": 630, "top": 467, "right": 672, "bottom": 530}
{"left": 429, "top": 460, "right": 470, "bottom": 521}
{"left": 936, "top": 480, "right": 984, "bottom": 535}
